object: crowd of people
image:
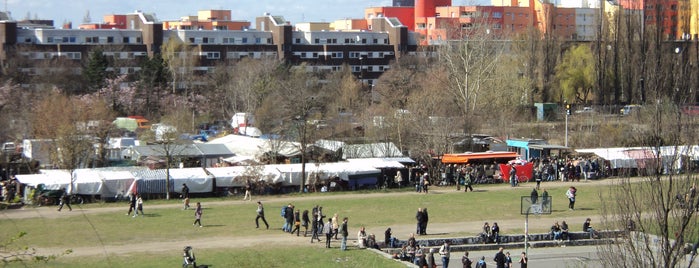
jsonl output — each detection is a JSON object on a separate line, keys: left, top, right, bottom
{"left": 252, "top": 201, "right": 382, "bottom": 252}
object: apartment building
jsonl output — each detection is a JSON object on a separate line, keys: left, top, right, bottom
{"left": 0, "top": 10, "right": 416, "bottom": 88}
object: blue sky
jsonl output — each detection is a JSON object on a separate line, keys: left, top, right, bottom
{"left": 5, "top": 0, "right": 490, "bottom": 28}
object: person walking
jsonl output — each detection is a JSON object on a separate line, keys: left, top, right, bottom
{"left": 340, "top": 217, "right": 349, "bottom": 250}
{"left": 181, "top": 183, "right": 190, "bottom": 210}
{"left": 57, "top": 188, "right": 72, "bottom": 212}
{"left": 255, "top": 201, "right": 269, "bottom": 229}
{"left": 464, "top": 172, "right": 474, "bottom": 192}
{"left": 126, "top": 192, "right": 137, "bottom": 216}
{"left": 290, "top": 209, "right": 301, "bottom": 236}
{"left": 439, "top": 241, "right": 451, "bottom": 268}
{"left": 509, "top": 164, "right": 517, "bottom": 187}
{"left": 566, "top": 186, "right": 577, "bottom": 210}
{"left": 242, "top": 180, "right": 252, "bottom": 201}
{"left": 193, "top": 202, "right": 203, "bottom": 227}
{"left": 135, "top": 194, "right": 144, "bottom": 216}
{"left": 302, "top": 210, "right": 310, "bottom": 236}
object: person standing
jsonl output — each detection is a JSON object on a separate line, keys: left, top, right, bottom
{"left": 323, "top": 218, "right": 333, "bottom": 248}
{"left": 518, "top": 252, "right": 527, "bottom": 268}
{"left": 416, "top": 208, "right": 425, "bottom": 235}
{"left": 439, "top": 241, "right": 451, "bottom": 268}
{"left": 426, "top": 248, "right": 436, "bottom": 268}
{"left": 340, "top": 217, "right": 349, "bottom": 250}
{"left": 135, "top": 194, "right": 144, "bottom": 216}
{"left": 423, "top": 173, "right": 430, "bottom": 194}
{"left": 57, "top": 188, "right": 72, "bottom": 212}
{"left": 332, "top": 213, "right": 339, "bottom": 239}
{"left": 255, "top": 201, "right": 269, "bottom": 229}
{"left": 181, "top": 184, "right": 190, "bottom": 210}
{"left": 193, "top": 202, "right": 202, "bottom": 227}
{"left": 283, "top": 203, "right": 294, "bottom": 233}
{"left": 566, "top": 186, "right": 577, "bottom": 210}
{"left": 384, "top": 227, "right": 393, "bottom": 247}
{"left": 509, "top": 164, "right": 517, "bottom": 187}
{"left": 462, "top": 251, "right": 473, "bottom": 268}
{"left": 530, "top": 188, "right": 538, "bottom": 205}
{"left": 476, "top": 256, "right": 487, "bottom": 268}
{"left": 541, "top": 189, "right": 550, "bottom": 211}
{"left": 505, "top": 252, "right": 513, "bottom": 268}
{"left": 493, "top": 247, "right": 506, "bottom": 268}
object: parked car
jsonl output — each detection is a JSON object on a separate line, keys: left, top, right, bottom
{"left": 575, "top": 107, "right": 595, "bottom": 114}
{"left": 621, "top": 105, "right": 642, "bottom": 116}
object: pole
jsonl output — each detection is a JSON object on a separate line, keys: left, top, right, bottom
{"left": 564, "top": 112, "right": 569, "bottom": 147}
{"left": 525, "top": 212, "right": 529, "bottom": 256}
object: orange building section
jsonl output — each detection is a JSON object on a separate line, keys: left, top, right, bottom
{"left": 365, "top": 7, "right": 414, "bottom": 30}
{"left": 162, "top": 10, "right": 251, "bottom": 31}
{"left": 332, "top": 19, "right": 369, "bottom": 31}
{"left": 78, "top": 14, "right": 127, "bottom": 29}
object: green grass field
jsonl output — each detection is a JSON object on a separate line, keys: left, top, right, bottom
{"left": 0, "top": 181, "right": 610, "bottom": 267}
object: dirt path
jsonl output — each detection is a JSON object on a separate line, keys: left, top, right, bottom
{"left": 2, "top": 178, "right": 633, "bottom": 258}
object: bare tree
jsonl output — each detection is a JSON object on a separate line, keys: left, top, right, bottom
{"left": 598, "top": 100, "right": 699, "bottom": 268}
{"left": 436, "top": 22, "right": 505, "bottom": 115}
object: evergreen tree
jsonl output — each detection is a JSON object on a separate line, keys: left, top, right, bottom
{"left": 84, "top": 47, "right": 109, "bottom": 92}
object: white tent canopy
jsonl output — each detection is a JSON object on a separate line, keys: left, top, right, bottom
{"left": 576, "top": 145, "right": 699, "bottom": 171}
{"left": 207, "top": 134, "right": 301, "bottom": 159}
{"left": 169, "top": 168, "right": 214, "bottom": 193}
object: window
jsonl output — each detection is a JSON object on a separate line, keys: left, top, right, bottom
{"left": 47, "top": 37, "right": 54, "bottom": 43}
{"left": 493, "top": 12, "right": 502, "bottom": 18}
{"left": 315, "top": 38, "right": 320, "bottom": 44}
{"left": 205, "top": 52, "right": 220, "bottom": 59}
{"left": 331, "top": 52, "right": 343, "bottom": 58}
{"left": 85, "top": 36, "right": 99, "bottom": 43}
{"left": 242, "top": 37, "right": 248, "bottom": 43}
{"left": 373, "top": 39, "right": 378, "bottom": 44}
{"left": 136, "top": 37, "right": 141, "bottom": 43}
{"left": 107, "top": 36, "right": 114, "bottom": 43}
{"left": 417, "top": 23, "right": 426, "bottom": 29}
{"left": 255, "top": 37, "right": 261, "bottom": 44}
{"left": 123, "top": 37, "right": 130, "bottom": 43}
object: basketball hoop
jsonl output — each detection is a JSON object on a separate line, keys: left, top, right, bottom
{"left": 521, "top": 196, "right": 552, "bottom": 256}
